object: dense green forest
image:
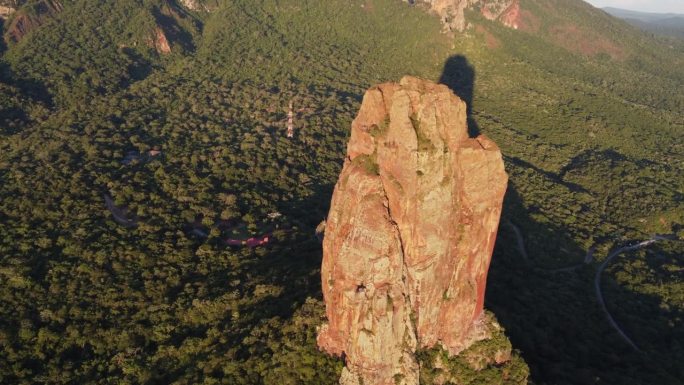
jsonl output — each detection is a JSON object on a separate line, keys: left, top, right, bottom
{"left": 0, "top": 0, "right": 682, "bottom": 384}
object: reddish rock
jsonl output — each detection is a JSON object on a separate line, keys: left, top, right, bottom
{"left": 498, "top": 0, "right": 520, "bottom": 29}
{"left": 407, "top": 0, "right": 517, "bottom": 32}
{"left": 151, "top": 27, "right": 171, "bottom": 54}
{"left": 318, "top": 77, "right": 508, "bottom": 385}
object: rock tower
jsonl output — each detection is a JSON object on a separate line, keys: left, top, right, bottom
{"left": 318, "top": 76, "right": 508, "bottom": 385}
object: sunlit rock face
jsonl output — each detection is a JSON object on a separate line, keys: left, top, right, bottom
{"left": 406, "top": 0, "right": 518, "bottom": 31}
{"left": 318, "top": 77, "right": 508, "bottom": 385}
{"left": 178, "top": 0, "right": 218, "bottom": 12}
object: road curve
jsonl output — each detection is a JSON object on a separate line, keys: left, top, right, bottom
{"left": 594, "top": 238, "right": 666, "bottom": 352}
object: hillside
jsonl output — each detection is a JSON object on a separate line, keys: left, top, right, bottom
{"left": 0, "top": 0, "right": 682, "bottom": 384}
{"left": 603, "top": 6, "right": 684, "bottom": 38}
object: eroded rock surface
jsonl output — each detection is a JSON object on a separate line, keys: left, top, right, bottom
{"left": 318, "top": 77, "right": 508, "bottom": 385}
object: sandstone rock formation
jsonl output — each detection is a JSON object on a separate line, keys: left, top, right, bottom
{"left": 318, "top": 77, "right": 508, "bottom": 385}
{"left": 406, "top": 0, "right": 518, "bottom": 31}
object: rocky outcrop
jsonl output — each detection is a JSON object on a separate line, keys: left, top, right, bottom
{"left": 318, "top": 77, "right": 508, "bottom": 385}
{"left": 482, "top": 0, "right": 520, "bottom": 29}
{"left": 407, "top": 0, "right": 474, "bottom": 32}
{"left": 178, "top": 0, "right": 217, "bottom": 12}
{"left": 150, "top": 27, "right": 171, "bottom": 54}
{"left": 406, "top": 0, "right": 517, "bottom": 31}
{"left": 0, "top": 5, "right": 15, "bottom": 20}
{"left": 179, "top": 0, "right": 203, "bottom": 11}
{"left": 3, "top": 0, "right": 62, "bottom": 43}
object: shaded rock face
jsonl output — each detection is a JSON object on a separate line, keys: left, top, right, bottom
{"left": 406, "top": 0, "right": 517, "bottom": 31}
{"left": 318, "top": 77, "right": 508, "bottom": 385}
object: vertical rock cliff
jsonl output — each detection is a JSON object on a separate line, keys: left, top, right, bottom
{"left": 317, "top": 77, "right": 508, "bottom": 385}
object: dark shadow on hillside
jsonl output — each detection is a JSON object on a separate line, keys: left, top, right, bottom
{"left": 504, "top": 154, "right": 590, "bottom": 194}
{"left": 558, "top": 148, "right": 658, "bottom": 179}
{"left": 0, "top": 19, "right": 6, "bottom": 55}
{"left": 439, "top": 55, "right": 480, "bottom": 137}
{"left": 120, "top": 47, "right": 153, "bottom": 85}
{"left": 0, "top": 61, "right": 51, "bottom": 131}
{"left": 487, "top": 184, "right": 684, "bottom": 385}
{"left": 436, "top": 54, "right": 683, "bottom": 384}
{"left": 0, "top": 61, "right": 53, "bottom": 107}
{"left": 182, "top": 179, "right": 337, "bottom": 364}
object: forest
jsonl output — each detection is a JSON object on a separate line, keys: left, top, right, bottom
{"left": 0, "top": 0, "right": 682, "bottom": 384}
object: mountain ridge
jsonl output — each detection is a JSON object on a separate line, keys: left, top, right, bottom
{"left": 602, "top": 6, "right": 684, "bottom": 38}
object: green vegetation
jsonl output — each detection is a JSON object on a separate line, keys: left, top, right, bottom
{"left": 418, "top": 312, "right": 529, "bottom": 385}
{"left": 352, "top": 153, "right": 380, "bottom": 175}
{"left": 410, "top": 112, "right": 436, "bottom": 152}
{"left": 0, "top": 0, "right": 682, "bottom": 384}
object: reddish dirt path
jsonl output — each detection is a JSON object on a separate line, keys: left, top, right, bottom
{"left": 593, "top": 237, "right": 668, "bottom": 352}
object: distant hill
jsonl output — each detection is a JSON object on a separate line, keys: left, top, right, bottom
{"left": 603, "top": 6, "right": 684, "bottom": 38}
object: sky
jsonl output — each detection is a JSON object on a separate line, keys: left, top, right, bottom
{"left": 584, "top": 0, "right": 684, "bottom": 14}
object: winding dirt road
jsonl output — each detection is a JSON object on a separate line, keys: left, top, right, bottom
{"left": 594, "top": 236, "right": 675, "bottom": 351}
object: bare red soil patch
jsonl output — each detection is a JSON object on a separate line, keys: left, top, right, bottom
{"left": 549, "top": 23, "right": 625, "bottom": 59}
{"left": 475, "top": 24, "right": 502, "bottom": 49}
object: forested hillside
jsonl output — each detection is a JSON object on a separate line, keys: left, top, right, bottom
{"left": 0, "top": 0, "right": 682, "bottom": 384}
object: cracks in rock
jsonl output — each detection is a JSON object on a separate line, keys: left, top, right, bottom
{"left": 377, "top": 169, "right": 419, "bottom": 353}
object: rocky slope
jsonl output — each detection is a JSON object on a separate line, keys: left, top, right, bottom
{"left": 3, "top": 0, "right": 62, "bottom": 43}
{"left": 318, "top": 77, "right": 508, "bottom": 385}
